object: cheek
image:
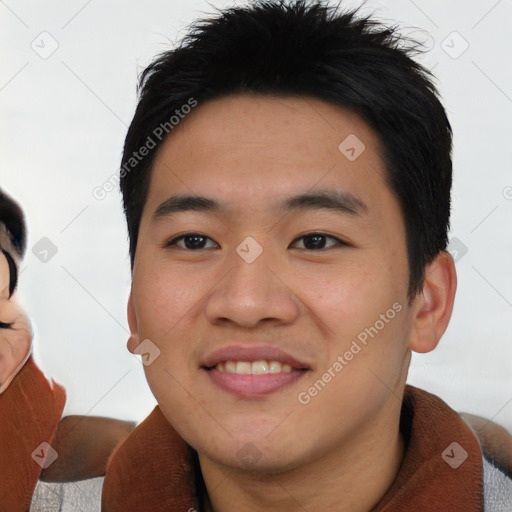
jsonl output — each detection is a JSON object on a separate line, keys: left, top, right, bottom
{"left": 134, "top": 261, "right": 203, "bottom": 340}
{"left": 295, "top": 258, "right": 400, "bottom": 335}
{"left": 133, "top": 261, "right": 211, "bottom": 392}
{"left": 297, "top": 259, "right": 408, "bottom": 379}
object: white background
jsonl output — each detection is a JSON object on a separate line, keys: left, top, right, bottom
{"left": 1, "top": 0, "right": 511, "bottom": 429}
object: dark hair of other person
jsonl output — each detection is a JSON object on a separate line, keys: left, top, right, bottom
{"left": 0, "top": 190, "right": 26, "bottom": 299}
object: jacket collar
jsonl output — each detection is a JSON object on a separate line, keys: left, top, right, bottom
{"left": 372, "top": 385, "right": 482, "bottom": 511}
{"left": 102, "top": 384, "right": 483, "bottom": 511}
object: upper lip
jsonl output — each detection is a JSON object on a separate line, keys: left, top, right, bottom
{"left": 201, "top": 345, "right": 312, "bottom": 370}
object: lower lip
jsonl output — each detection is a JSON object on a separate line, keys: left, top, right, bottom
{"left": 203, "top": 368, "right": 308, "bottom": 397}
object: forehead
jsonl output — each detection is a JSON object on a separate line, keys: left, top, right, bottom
{"left": 145, "top": 94, "right": 393, "bottom": 219}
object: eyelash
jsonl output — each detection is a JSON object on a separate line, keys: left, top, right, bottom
{"left": 164, "top": 232, "right": 348, "bottom": 251}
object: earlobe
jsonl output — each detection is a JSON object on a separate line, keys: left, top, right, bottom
{"left": 408, "top": 251, "right": 457, "bottom": 354}
{"left": 127, "top": 290, "right": 140, "bottom": 354}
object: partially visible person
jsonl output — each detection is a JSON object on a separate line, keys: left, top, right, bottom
{"left": 0, "top": 187, "right": 67, "bottom": 512}
{"left": 0, "top": 188, "right": 134, "bottom": 512}
{"left": 0, "top": 188, "right": 32, "bottom": 394}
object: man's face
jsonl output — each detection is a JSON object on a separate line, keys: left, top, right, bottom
{"left": 128, "top": 94, "right": 418, "bottom": 472}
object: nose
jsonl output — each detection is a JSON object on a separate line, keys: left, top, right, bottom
{"left": 203, "top": 243, "right": 300, "bottom": 329}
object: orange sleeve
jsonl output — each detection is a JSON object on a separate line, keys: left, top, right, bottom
{"left": 0, "top": 355, "right": 66, "bottom": 511}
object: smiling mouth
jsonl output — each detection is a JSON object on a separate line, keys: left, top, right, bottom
{"left": 202, "top": 360, "right": 309, "bottom": 397}
{"left": 205, "top": 360, "right": 308, "bottom": 375}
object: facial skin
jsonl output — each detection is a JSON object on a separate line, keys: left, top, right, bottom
{"left": 127, "top": 94, "right": 456, "bottom": 511}
{"left": 0, "top": 251, "right": 32, "bottom": 394}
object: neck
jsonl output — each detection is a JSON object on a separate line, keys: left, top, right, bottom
{"left": 199, "top": 394, "right": 405, "bottom": 512}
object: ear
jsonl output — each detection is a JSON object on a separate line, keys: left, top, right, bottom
{"left": 408, "top": 251, "right": 457, "bottom": 354}
{"left": 126, "top": 289, "right": 140, "bottom": 354}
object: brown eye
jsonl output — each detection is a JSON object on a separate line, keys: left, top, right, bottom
{"left": 165, "top": 233, "right": 217, "bottom": 250}
{"left": 291, "top": 233, "right": 347, "bottom": 250}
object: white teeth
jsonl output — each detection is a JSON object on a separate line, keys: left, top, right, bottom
{"left": 215, "top": 360, "right": 294, "bottom": 374}
{"left": 236, "top": 361, "right": 252, "bottom": 374}
{"left": 269, "top": 361, "right": 282, "bottom": 373}
{"left": 252, "top": 360, "right": 269, "bottom": 374}
{"left": 225, "top": 361, "right": 236, "bottom": 373}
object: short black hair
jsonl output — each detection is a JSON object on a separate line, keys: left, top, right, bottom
{"left": 120, "top": 0, "right": 452, "bottom": 302}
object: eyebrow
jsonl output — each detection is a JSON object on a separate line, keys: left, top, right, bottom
{"left": 152, "top": 189, "right": 368, "bottom": 221}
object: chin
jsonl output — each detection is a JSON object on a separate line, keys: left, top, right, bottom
{"left": 196, "top": 429, "right": 307, "bottom": 472}
{"left": 203, "top": 444, "right": 304, "bottom": 475}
